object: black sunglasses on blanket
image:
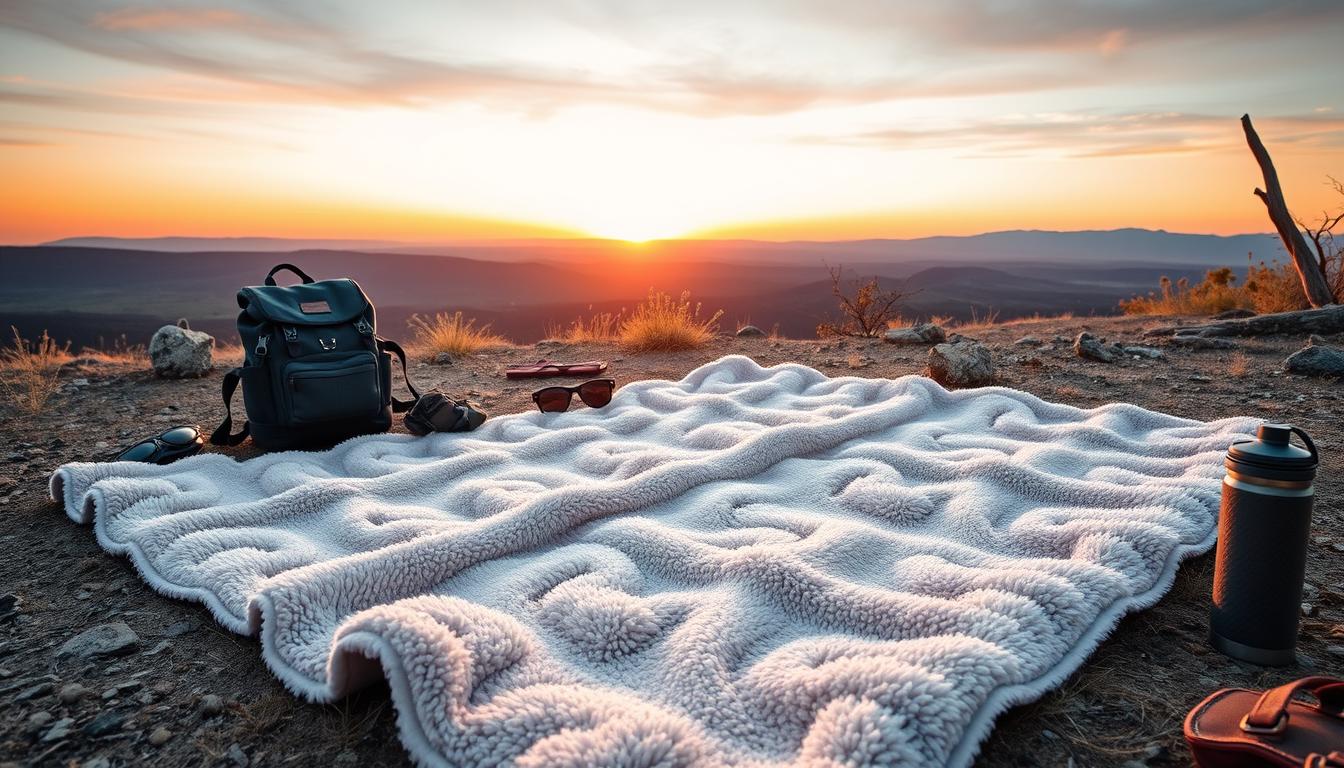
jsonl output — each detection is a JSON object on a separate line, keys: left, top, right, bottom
{"left": 114, "top": 425, "right": 204, "bottom": 464}
{"left": 531, "top": 379, "right": 616, "bottom": 413}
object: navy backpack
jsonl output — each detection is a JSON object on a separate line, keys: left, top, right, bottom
{"left": 211, "top": 263, "right": 418, "bottom": 451}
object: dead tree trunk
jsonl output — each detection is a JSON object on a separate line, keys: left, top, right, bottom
{"left": 1143, "top": 304, "right": 1344, "bottom": 338}
{"left": 1241, "top": 114, "right": 1336, "bottom": 307}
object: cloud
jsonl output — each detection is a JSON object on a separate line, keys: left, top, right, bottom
{"left": 0, "top": 136, "right": 56, "bottom": 147}
{"left": 802, "top": 111, "right": 1344, "bottom": 158}
{"left": 91, "top": 7, "right": 251, "bottom": 31}
{"left": 1, "top": 0, "right": 1341, "bottom": 121}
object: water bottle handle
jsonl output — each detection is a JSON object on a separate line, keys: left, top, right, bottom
{"left": 1289, "top": 426, "right": 1318, "bottom": 461}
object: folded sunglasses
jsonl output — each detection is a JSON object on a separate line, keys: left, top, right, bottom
{"left": 531, "top": 378, "right": 616, "bottom": 413}
{"left": 114, "top": 424, "right": 204, "bottom": 464}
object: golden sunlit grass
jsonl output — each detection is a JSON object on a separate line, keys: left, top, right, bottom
{"left": 408, "top": 312, "right": 509, "bottom": 359}
{"left": 1121, "top": 261, "right": 1308, "bottom": 316}
{"left": 545, "top": 309, "right": 624, "bottom": 343}
{"left": 1, "top": 327, "right": 70, "bottom": 415}
{"left": 619, "top": 290, "right": 723, "bottom": 353}
{"left": 1227, "top": 352, "right": 1251, "bottom": 378}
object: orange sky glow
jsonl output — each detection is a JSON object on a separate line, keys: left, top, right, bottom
{"left": 2, "top": 2, "right": 1342, "bottom": 244}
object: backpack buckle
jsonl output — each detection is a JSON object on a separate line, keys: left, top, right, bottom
{"left": 355, "top": 319, "right": 373, "bottom": 336}
{"left": 283, "top": 326, "right": 299, "bottom": 342}
{"left": 255, "top": 334, "right": 270, "bottom": 356}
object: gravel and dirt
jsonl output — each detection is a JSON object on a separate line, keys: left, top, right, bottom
{"left": 1, "top": 314, "right": 1341, "bottom": 767}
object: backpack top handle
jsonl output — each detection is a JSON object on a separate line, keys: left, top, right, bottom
{"left": 264, "top": 263, "right": 316, "bottom": 286}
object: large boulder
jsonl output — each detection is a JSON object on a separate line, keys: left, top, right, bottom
{"left": 1073, "top": 332, "right": 1115, "bottom": 363}
{"left": 926, "top": 340, "right": 994, "bottom": 387}
{"left": 149, "top": 321, "right": 214, "bottom": 378}
{"left": 1284, "top": 341, "right": 1344, "bottom": 378}
{"left": 884, "top": 322, "right": 946, "bottom": 345}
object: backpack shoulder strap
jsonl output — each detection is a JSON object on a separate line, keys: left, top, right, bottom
{"left": 209, "top": 367, "right": 251, "bottom": 446}
{"left": 378, "top": 338, "right": 421, "bottom": 413}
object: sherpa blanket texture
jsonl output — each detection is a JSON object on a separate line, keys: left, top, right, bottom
{"left": 52, "top": 356, "right": 1255, "bottom": 767}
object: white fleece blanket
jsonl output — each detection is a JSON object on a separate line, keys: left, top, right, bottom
{"left": 51, "top": 356, "right": 1254, "bottom": 767}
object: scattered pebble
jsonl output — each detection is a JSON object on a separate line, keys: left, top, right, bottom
{"left": 15, "top": 681, "right": 54, "bottom": 702}
{"left": 200, "top": 693, "right": 225, "bottom": 716}
{"left": 41, "top": 717, "right": 75, "bottom": 743}
{"left": 147, "top": 726, "right": 172, "bottom": 746}
{"left": 58, "top": 683, "right": 87, "bottom": 704}
{"left": 28, "top": 711, "right": 54, "bottom": 729}
{"left": 81, "top": 711, "right": 125, "bottom": 738}
{"left": 58, "top": 622, "right": 140, "bottom": 659}
{"left": 227, "top": 743, "right": 250, "bottom": 767}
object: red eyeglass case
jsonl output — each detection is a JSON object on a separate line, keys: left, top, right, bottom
{"left": 1184, "top": 676, "right": 1344, "bottom": 767}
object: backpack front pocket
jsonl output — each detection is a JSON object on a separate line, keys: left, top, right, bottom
{"left": 283, "top": 352, "right": 381, "bottom": 424}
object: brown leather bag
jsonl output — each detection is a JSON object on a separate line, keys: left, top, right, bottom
{"left": 1184, "top": 676, "right": 1344, "bottom": 767}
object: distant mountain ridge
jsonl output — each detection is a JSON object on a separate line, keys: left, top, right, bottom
{"left": 35, "top": 228, "right": 1284, "bottom": 267}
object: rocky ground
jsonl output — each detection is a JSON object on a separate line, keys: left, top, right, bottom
{"left": 1, "top": 313, "right": 1341, "bottom": 768}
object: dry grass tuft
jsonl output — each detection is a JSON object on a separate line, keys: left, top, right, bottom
{"left": 408, "top": 312, "right": 509, "bottom": 359}
{"left": 545, "top": 308, "right": 623, "bottom": 343}
{"left": 1227, "top": 352, "right": 1251, "bottom": 378}
{"left": 1122, "top": 260, "right": 1309, "bottom": 316}
{"left": 619, "top": 290, "right": 723, "bottom": 353}
{"left": 0, "top": 326, "right": 71, "bottom": 415}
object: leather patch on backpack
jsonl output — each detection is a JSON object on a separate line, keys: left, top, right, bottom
{"left": 299, "top": 301, "right": 331, "bottom": 314}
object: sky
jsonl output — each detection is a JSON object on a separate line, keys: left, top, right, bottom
{"left": 1, "top": 0, "right": 1342, "bottom": 244}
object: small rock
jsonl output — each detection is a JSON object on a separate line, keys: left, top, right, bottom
{"left": 200, "top": 694, "right": 225, "bottom": 716}
{"left": 82, "top": 758, "right": 112, "bottom": 768}
{"left": 58, "top": 683, "right": 87, "bottom": 704}
{"left": 143, "top": 640, "right": 170, "bottom": 656}
{"left": 1283, "top": 343, "right": 1344, "bottom": 378}
{"left": 161, "top": 619, "right": 200, "bottom": 637}
{"left": 28, "top": 711, "right": 54, "bottom": 729}
{"left": 227, "top": 743, "right": 250, "bottom": 768}
{"left": 1188, "top": 374, "right": 1212, "bottom": 382}
{"left": 735, "top": 325, "right": 766, "bottom": 338}
{"left": 534, "top": 339, "right": 563, "bottom": 348}
{"left": 58, "top": 623, "right": 139, "bottom": 659}
{"left": 884, "top": 323, "right": 947, "bottom": 345}
{"left": 42, "top": 717, "right": 75, "bottom": 743}
{"left": 432, "top": 352, "right": 454, "bottom": 365}
{"left": 927, "top": 340, "right": 994, "bottom": 387}
{"left": 1121, "top": 345, "right": 1165, "bottom": 360}
{"left": 1214, "top": 308, "right": 1256, "bottom": 319}
{"left": 1302, "top": 603, "right": 1317, "bottom": 617}
{"left": 1169, "top": 335, "right": 1238, "bottom": 350}
{"left": 82, "top": 711, "right": 126, "bottom": 738}
{"left": 1326, "top": 644, "right": 1344, "bottom": 658}
{"left": 1013, "top": 336, "right": 1040, "bottom": 346}
{"left": 1308, "top": 334, "right": 1330, "bottom": 346}
{"left": 15, "top": 681, "right": 53, "bottom": 701}
{"left": 1041, "top": 729, "right": 1058, "bottom": 741}
{"left": 333, "top": 752, "right": 359, "bottom": 767}
{"left": 1074, "top": 332, "right": 1115, "bottom": 363}
{"left": 148, "top": 726, "right": 172, "bottom": 746}
{"left": 0, "top": 593, "right": 21, "bottom": 623}
{"left": 1302, "top": 583, "right": 1320, "bottom": 600}
{"left": 149, "top": 323, "right": 214, "bottom": 378}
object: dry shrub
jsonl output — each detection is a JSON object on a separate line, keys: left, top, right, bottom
{"left": 817, "top": 265, "right": 910, "bottom": 338}
{"left": 1243, "top": 260, "right": 1311, "bottom": 314}
{"left": 0, "top": 327, "right": 71, "bottom": 414}
{"left": 1227, "top": 352, "right": 1251, "bottom": 378}
{"left": 619, "top": 290, "right": 723, "bottom": 352}
{"left": 408, "top": 312, "right": 509, "bottom": 358}
{"left": 545, "top": 308, "right": 623, "bottom": 343}
{"left": 1122, "top": 260, "right": 1309, "bottom": 316}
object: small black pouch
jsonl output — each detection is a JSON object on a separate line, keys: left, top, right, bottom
{"left": 405, "top": 391, "right": 487, "bottom": 435}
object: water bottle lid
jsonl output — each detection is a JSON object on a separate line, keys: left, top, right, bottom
{"left": 1226, "top": 423, "right": 1318, "bottom": 482}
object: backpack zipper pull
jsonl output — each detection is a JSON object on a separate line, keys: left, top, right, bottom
{"left": 356, "top": 318, "right": 373, "bottom": 336}
{"left": 255, "top": 334, "right": 270, "bottom": 356}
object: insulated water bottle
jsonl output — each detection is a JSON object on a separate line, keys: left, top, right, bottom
{"left": 1210, "top": 423, "right": 1318, "bottom": 666}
